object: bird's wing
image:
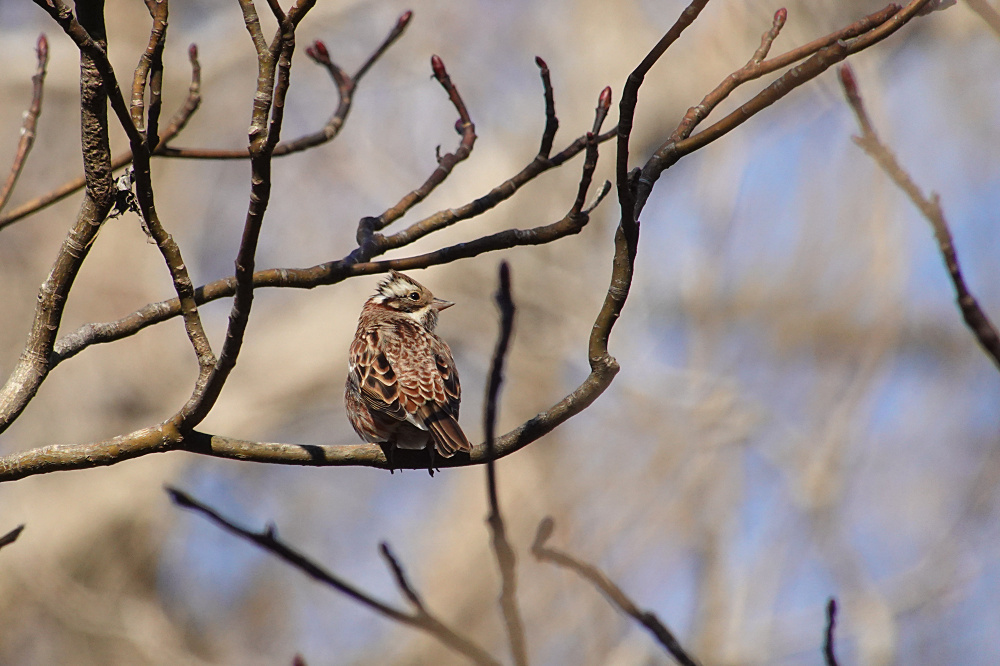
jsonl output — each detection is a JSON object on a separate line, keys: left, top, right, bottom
{"left": 379, "top": 321, "right": 471, "bottom": 455}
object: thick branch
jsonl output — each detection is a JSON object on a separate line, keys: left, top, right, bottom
{"left": 0, "top": 2, "right": 117, "bottom": 433}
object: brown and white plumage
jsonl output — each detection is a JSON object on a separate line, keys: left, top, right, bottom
{"left": 345, "top": 270, "right": 471, "bottom": 457}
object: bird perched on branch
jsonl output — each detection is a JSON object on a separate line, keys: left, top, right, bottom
{"left": 346, "top": 270, "right": 471, "bottom": 462}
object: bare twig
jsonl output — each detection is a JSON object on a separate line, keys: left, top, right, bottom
{"left": 534, "top": 56, "right": 558, "bottom": 159}
{"left": 483, "top": 262, "right": 527, "bottom": 666}
{"left": 0, "top": 34, "right": 48, "bottom": 213}
{"left": 354, "top": 53, "right": 477, "bottom": 255}
{"left": 824, "top": 598, "right": 840, "bottom": 666}
{"left": 966, "top": 0, "right": 1000, "bottom": 37}
{"left": 531, "top": 518, "right": 699, "bottom": 666}
{"left": 159, "top": 11, "right": 413, "bottom": 160}
{"left": 167, "top": 487, "right": 500, "bottom": 666}
{"left": 840, "top": 64, "right": 1000, "bottom": 370}
{"left": 0, "top": 525, "right": 25, "bottom": 552}
{"left": 634, "top": 0, "right": 936, "bottom": 214}
{"left": 0, "top": 43, "right": 202, "bottom": 230}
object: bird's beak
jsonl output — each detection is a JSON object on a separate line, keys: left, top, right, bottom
{"left": 432, "top": 298, "right": 454, "bottom": 311}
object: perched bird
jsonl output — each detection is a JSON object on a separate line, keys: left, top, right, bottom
{"left": 345, "top": 270, "right": 472, "bottom": 459}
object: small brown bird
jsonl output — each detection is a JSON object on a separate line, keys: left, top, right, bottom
{"left": 345, "top": 270, "right": 472, "bottom": 459}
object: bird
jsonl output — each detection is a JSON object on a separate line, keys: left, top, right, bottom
{"left": 345, "top": 270, "right": 472, "bottom": 462}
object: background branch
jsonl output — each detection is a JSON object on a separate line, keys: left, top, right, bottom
{"left": 0, "top": 34, "right": 48, "bottom": 213}
{"left": 531, "top": 518, "right": 700, "bottom": 666}
{"left": 840, "top": 64, "right": 1000, "bottom": 370}
{"left": 167, "top": 487, "right": 500, "bottom": 666}
{"left": 483, "top": 262, "right": 528, "bottom": 666}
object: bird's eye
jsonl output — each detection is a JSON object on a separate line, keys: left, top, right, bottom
{"left": 408, "top": 292, "right": 420, "bottom": 301}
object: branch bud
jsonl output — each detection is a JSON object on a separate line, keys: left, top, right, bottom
{"left": 430, "top": 54, "right": 447, "bottom": 81}
{"left": 598, "top": 86, "right": 612, "bottom": 111}
{"left": 398, "top": 10, "right": 413, "bottom": 28}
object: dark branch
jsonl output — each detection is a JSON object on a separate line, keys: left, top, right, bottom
{"left": 0, "top": 524, "right": 25, "bottom": 552}
{"left": 168, "top": 487, "right": 500, "bottom": 666}
{"left": 824, "top": 597, "right": 840, "bottom": 666}
{"left": 840, "top": 64, "right": 1000, "bottom": 370}
{"left": 483, "top": 262, "right": 527, "bottom": 666}
{"left": 531, "top": 518, "right": 700, "bottom": 666}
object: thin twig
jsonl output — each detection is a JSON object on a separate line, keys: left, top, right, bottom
{"left": 634, "top": 0, "right": 932, "bottom": 215}
{"left": 534, "top": 56, "right": 558, "bottom": 159}
{"left": 167, "top": 487, "right": 500, "bottom": 666}
{"left": 0, "top": 42, "right": 202, "bottom": 230}
{"left": 483, "top": 262, "right": 527, "bottom": 666}
{"left": 160, "top": 11, "right": 412, "bottom": 160}
{"left": 824, "top": 597, "right": 840, "bottom": 666}
{"left": 0, "top": 34, "right": 48, "bottom": 213}
{"left": 0, "top": 525, "right": 25, "bottom": 551}
{"left": 531, "top": 518, "right": 700, "bottom": 666}
{"left": 839, "top": 64, "right": 1000, "bottom": 370}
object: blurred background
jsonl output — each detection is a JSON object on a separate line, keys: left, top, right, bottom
{"left": 1, "top": 0, "right": 998, "bottom": 663}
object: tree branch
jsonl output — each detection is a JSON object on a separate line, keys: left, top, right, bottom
{"left": 483, "top": 262, "right": 528, "bottom": 666}
{"left": 531, "top": 518, "right": 700, "bottom": 666}
{"left": 0, "top": 34, "right": 48, "bottom": 213}
{"left": 824, "top": 597, "right": 840, "bottom": 666}
{"left": 167, "top": 487, "right": 500, "bottom": 666}
{"left": 966, "top": 0, "right": 1000, "bottom": 37}
{"left": 0, "top": 42, "right": 202, "bottom": 230}
{"left": 839, "top": 64, "right": 1000, "bottom": 370}
{"left": 0, "top": 525, "right": 25, "bottom": 552}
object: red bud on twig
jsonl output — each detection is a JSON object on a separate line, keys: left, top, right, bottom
{"left": 430, "top": 54, "right": 446, "bottom": 81}
{"left": 598, "top": 86, "right": 612, "bottom": 111}
{"left": 398, "top": 10, "right": 413, "bottom": 28}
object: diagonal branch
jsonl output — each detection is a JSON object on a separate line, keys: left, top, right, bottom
{"left": 531, "top": 518, "right": 699, "bottom": 666}
{"left": 966, "top": 0, "right": 1000, "bottom": 37}
{"left": 0, "top": 34, "right": 48, "bottom": 213}
{"left": 839, "top": 64, "right": 1000, "bottom": 370}
{"left": 633, "top": 0, "right": 934, "bottom": 214}
{"left": 0, "top": 42, "right": 202, "bottom": 230}
{"left": 0, "top": 525, "right": 25, "bottom": 552}
{"left": 168, "top": 487, "right": 500, "bottom": 666}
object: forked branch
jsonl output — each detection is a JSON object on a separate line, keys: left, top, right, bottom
{"left": 167, "top": 487, "right": 500, "bottom": 666}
